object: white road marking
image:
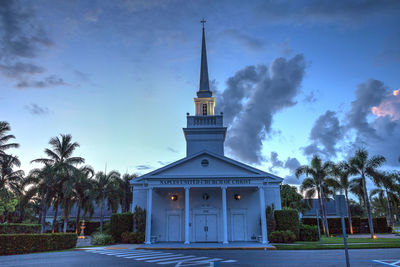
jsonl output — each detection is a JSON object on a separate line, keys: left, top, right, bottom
{"left": 125, "top": 253, "right": 182, "bottom": 259}
{"left": 221, "top": 259, "right": 237, "bottom": 263}
{"left": 158, "top": 257, "right": 209, "bottom": 265}
{"left": 373, "top": 260, "right": 400, "bottom": 266}
{"left": 146, "top": 255, "right": 197, "bottom": 263}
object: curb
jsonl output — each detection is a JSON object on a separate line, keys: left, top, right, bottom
{"left": 137, "top": 246, "right": 277, "bottom": 250}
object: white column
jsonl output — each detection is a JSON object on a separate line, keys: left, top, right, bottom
{"left": 222, "top": 186, "right": 228, "bottom": 244}
{"left": 145, "top": 187, "right": 153, "bottom": 244}
{"left": 184, "top": 187, "right": 190, "bottom": 244}
{"left": 259, "top": 186, "right": 268, "bottom": 244}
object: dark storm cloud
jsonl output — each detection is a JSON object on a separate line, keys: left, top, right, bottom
{"left": 348, "top": 79, "right": 387, "bottom": 137}
{"left": 217, "top": 54, "right": 306, "bottom": 164}
{"left": 346, "top": 79, "right": 400, "bottom": 165}
{"left": 256, "top": 0, "right": 400, "bottom": 25}
{"left": 24, "top": 104, "right": 49, "bottom": 115}
{"left": 220, "top": 29, "right": 266, "bottom": 51}
{"left": 303, "top": 110, "right": 343, "bottom": 158}
{"left": 270, "top": 151, "right": 283, "bottom": 169}
{"left": 0, "top": 0, "right": 64, "bottom": 88}
{"left": 16, "top": 76, "right": 67, "bottom": 89}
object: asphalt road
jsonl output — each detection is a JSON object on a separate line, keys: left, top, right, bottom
{"left": 1, "top": 248, "right": 400, "bottom": 266}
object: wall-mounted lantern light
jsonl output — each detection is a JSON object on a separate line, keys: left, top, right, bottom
{"left": 234, "top": 194, "right": 241, "bottom": 200}
{"left": 170, "top": 195, "right": 178, "bottom": 201}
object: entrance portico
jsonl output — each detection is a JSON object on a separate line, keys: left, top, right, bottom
{"left": 132, "top": 151, "right": 282, "bottom": 245}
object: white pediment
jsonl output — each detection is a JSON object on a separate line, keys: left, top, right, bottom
{"left": 133, "top": 150, "right": 282, "bottom": 181}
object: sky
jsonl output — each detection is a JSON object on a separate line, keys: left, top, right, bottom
{"left": 1, "top": 0, "right": 400, "bottom": 188}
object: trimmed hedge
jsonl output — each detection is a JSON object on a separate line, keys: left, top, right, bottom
{"left": 270, "top": 230, "right": 296, "bottom": 243}
{"left": 299, "top": 224, "right": 319, "bottom": 241}
{"left": 120, "top": 231, "right": 144, "bottom": 244}
{"left": 110, "top": 212, "right": 133, "bottom": 242}
{"left": 302, "top": 216, "right": 391, "bottom": 234}
{"left": 274, "top": 209, "right": 299, "bottom": 238}
{"left": 0, "top": 233, "right": 77, "bottom": 255}
{"left": 0, "top": 223, "right": 41, "bottom": 234}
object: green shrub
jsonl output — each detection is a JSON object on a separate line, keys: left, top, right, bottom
{"left": 274, "top": 208, "right": 299, "bottom": 238}
{"left": 121, "top": 231, "right": 137, "bottom": 243}
{"left": 0, "top": 233, "right": 77, "bottom": 255}
{"left": 299, "top": 224, "right": 319, "bottom": 241}
{"left": 110, "top": 212, "right": 133, "bottom": 242}
{"left": 270, "top": 230, "right": 296, "bottom": 243}
{"left": 133, "top": 206, "right": 146, "bottom": 233}
{"left": 135, "top": 232, "right": 145, "bottom": 243}
{"left": 91, "top": 232, "right": 115, "bottom": 245}
{"left": 266, "top": 205, "right": 276, "bottom": 233}
{"left": 0, "top": 223, "right": 41, "bottom": 234}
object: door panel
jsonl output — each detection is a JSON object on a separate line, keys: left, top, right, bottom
{"left": 206, "top": 214, "right": 217, "bottom": 242}
{"left": 194, "top": 215, "right": 207, "bottom": 242}
{"left": 232, "top": 214, "right": 245, "bottom": 241}
{"left": 167, "top": 215, "right": 181, "bottom": 241}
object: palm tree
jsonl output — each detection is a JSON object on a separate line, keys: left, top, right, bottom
{"left": 25, "top": 164, "right": 58, "bottom": 232}
{"left": 31, "top": 134, "right": 84, "bottom": 232}
{"left": 350, "top": 177, "right": 365, "bottom": 208}
{"left": 117, "top": 173, "right": 136, "bottom": 213}
{"left": 0, "top": 155, "right": 24, "bottom": 194}
{"left": 296, "top": 155, "right": 332, "bottom": 236}
{"left": 91, "top": 171, "right": 120, "bottom": 232}
{"left": 348, "top": 148, "right": 385, "bottom": 238}
{"left": 0, "top": 121, "right": 19, "bottom": 155}
{"left": 329, "top": 162, "right": 354, "bottom": 234}
{"left": 73, "top": 166, "right": 94, "bottom": 233}
{"left": 371, "top": 172, "right": 397, "bottom": 232}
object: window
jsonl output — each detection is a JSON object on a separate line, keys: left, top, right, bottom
{"left": 201, "top": 159, "right": 209, "bottom": 167}
{"left": 202, "top": 104, "right": 207, "bottom": 115}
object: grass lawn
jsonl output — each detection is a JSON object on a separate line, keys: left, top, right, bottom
{"left": 274, "top": 236, "right": 400, "bottom": 250}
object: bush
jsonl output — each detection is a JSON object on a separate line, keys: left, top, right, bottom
{"left": 91, "top": 232, "right": 115, "bottom": 245}
{"left": 0, "top": 223, "right": 41, "bottom": 234}
{"left": 270, "top": 230, "right": 296, "bottom": 243}
{"left": 110, "top": 212, "right": 133, "bottom": 242}
{"left": 133, "top": 206, "right": 146, "bottom": 233}
{"left": 266, "top": 205, "right": 276, "bottom": 233}
{"left": 0, "top": 233, "right": 77, "bottom": 255}
{"left": 83, "top": 221, "right": 100, "bottom": 236}
{"left": 121, "top": 231, "right": 136, "bottom": 243}
{"left": 274, "top": 208, "right": 299, "bottom": 238}
{"left": 299, "top": 224, "right": 319, "bottom": 241}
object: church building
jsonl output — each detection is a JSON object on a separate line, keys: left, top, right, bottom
{"left": 130, "top": 23, "right": 282, "bottom": 245}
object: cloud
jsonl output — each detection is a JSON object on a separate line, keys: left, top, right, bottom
{"left": 135, "top": 164, "right": 153, "bottom": 170}
{"left": 24, "top": 104, "right": 49, "bottom": 115}
{"left": 344, "top": 79, "right": 400, "bottom": 165}
{"left": 303, "top": 91, "right": 317, "bottom": 103}
{"left": 16, "top": 75, "right": 67, "bottom": 89}
{"left": 268, "top": 151, "right": 283, "bottom": 171}
{"left": 256, "top": 0, "right": 400, "bottom": 25}
{"left": 220, "top": 29, "right": 266, "bottom": 51}
{"left": 267, "top": 152, "right": 301, "bottom": 184}
{"left": 167, "top": 147, "right": 179, "bottom": 153}
{"left": 303, "top": 110, "right": 344, "bottom": 158}
{"left": 85, "top": 8, "right": 102, "bottom": 22}
{"left": 74, "top": 70, "right": 91, "bottom": 82}
{"left": 0, "top": 0, "right": 64, "bottom": 88}
{"left": 217, "top": 54, "right": 306, "bottom": 164}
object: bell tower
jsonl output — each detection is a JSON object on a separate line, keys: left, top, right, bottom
{"left": 183, "top": 21, "right": 227, "bottom": 156}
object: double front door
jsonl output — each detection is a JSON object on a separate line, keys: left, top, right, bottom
{"left": 194, "top": 214, "right": 217, "bottom": 242}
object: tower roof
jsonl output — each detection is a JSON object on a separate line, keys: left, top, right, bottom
{"left": 197, "top": 20, "right": 212, "bottom": 98}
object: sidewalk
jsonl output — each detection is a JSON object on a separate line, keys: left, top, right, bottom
{"left": 137, "top": 242, "right": 276, "bottom": 250}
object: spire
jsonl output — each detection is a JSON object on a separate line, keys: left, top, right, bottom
{"left": 197, "top": 19, "right": 212, "bottom": 98}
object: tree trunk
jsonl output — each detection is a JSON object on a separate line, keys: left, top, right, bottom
{"left": 63, "top": 208, "right": 68, "bottom": 233}
{"left": 319, "top": 185, "right": 330, "bottom": 236}
{"left": 100, "top": 197, "right": 104, "bottom": 233}
{"left": 52, "top": 201, "right": 59, "bottom": 233}
{"left": 362, "top": 174, "right": 375, "bottom": 238}
{"left": 385, "top": 189, "right": 395, "bottom": 232}
{"left": 345, "top": 190, "right": 353, "bottom": 234}
{"left": 41, "top": 202, "right": 47, "bottom": 233}
{"left": 317, "top": 189, "right": 327, "bottom": 235}
{"left": 75, "top": 202, "right": 81, "bottom": 234}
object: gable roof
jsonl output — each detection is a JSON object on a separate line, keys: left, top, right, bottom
{"left": 131, "top": 150, "right": 283, "bottom": 183}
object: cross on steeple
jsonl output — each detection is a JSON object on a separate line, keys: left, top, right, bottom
{"left": 200, "top": 19, "right": 206, "bottom": 28}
